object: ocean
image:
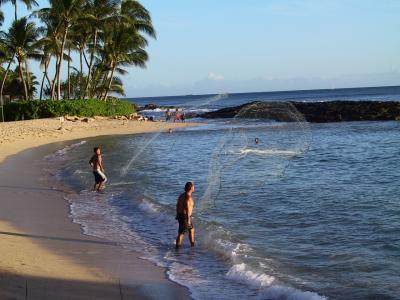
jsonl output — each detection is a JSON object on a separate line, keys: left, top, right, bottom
{"left": 47, "top": 86, "right": 400, "bottom": 300}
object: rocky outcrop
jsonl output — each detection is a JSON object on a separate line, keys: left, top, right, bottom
{"left": 139, "top": 103, "right": 158, "bottom": 110}
{"left": 200, "top": 101, "right": 400, "bottom": 123}
{"left": 137, "top": 103, "right": 176, "bottom": 111}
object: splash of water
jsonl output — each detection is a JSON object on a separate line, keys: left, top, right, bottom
{"left": 120, "top": 93, "right": 229, "bottom": 177}
{"left": 200, "top": 101, "right": 311, "bottom": 210}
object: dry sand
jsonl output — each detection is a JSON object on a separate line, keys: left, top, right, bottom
{"left": 0, "top": 117, "right": 189, "bottom": 162}
{"left": 0, "top": 118, "right": 192, "bottom": 299}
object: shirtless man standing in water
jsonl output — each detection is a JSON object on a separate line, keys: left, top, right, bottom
{"left": 175, "top": 182, "right": 195, "bottom": 248}
{"left": 89, "top": 147, "right": 107, "bottom": 192}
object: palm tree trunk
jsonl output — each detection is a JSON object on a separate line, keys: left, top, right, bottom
{"left": 79, "top": 48, "right": 83, "bottom": 99}
{"left": 18, "top": 59, "right": 29, "bottom": 101}
{"left": 67, "top": 46, "right": 71, "bottom": 100}
{"left": 25, "top": 59, "right": 31, "bottom": 100}
{"left": 83, "top": 51, "right": 89, "bottom": 68}
{"left": 103, "top": 63, "right": 115, "bottom": 101}
{"left": 42, "top": 58, "right": 51, "bottom": 99}
{"left": 84, "top": 29, "right": 98, "bottom": 99}
{"left": 39, "top": 58, "right": 50, "bottom": 101}
{"left": 51, "top": 55, "right": 59, "bottom": 100}
{"left": 13, "top": 0, "right": 17, "bottom": 21}
{"left": 99, "top": 69, "right": 109, "bottom": 100}
{"left": 0, "top": 56, "right": 14, "bottom": 121}
{"left": 39, "top": 72, "right": 45, "bottom": 101}
{"left": 56, "top": 25, "right": 69, "bottom": 100}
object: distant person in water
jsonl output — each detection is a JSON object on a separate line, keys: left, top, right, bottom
{"left": 180, "top": 111, "right": 186, "bottom": 122}
{"left": 89, "top": 147, "right": 107, "bottom": 192}
{"left": 175, "top": 182, "right": 195, "bottom": 248}
{"left": 255, "top": 138, "right": 260, "bottom": 144}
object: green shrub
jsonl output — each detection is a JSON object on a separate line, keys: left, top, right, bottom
{"left": 3, "top": 99, "right": 136, "bottom": 121}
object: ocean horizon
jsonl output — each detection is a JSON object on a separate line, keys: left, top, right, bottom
{"left": 127, "top": 85, "right": 400, "bottom": 106}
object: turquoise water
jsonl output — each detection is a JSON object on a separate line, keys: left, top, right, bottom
{"left": 49, "top": 118, "right": 400, "bottom": 300}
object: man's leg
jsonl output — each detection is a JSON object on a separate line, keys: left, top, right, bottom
{"left": 176, "top": 233, "right": 184, "bottom": 249}
{"left": 97, "top": 180, "right": 104, "bottom": 191}
{"left": 188, "top": 228, "right": 195, "bottom": 247}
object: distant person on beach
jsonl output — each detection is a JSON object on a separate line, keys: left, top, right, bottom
{"left": 180, "top": 111, "right": 186, "bottom": 122}
{"left": 165, "top": 109, "right": 172, "bottom": 122}
{"left": 89, "top": 147, "right": 107, "bottom": 192}
{"left": 175, "top": 182, "right": 195, "bottom": 248}
{"left": 174, "top": 108, "right": 180, "bottom": 122}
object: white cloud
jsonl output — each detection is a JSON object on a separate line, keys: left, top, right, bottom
{"left": 208, "top": 72, "right": 225, "bottom": 81}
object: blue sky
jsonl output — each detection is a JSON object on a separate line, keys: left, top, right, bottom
{"left": 1, "top": 0, "right": 400, "bottom": 97}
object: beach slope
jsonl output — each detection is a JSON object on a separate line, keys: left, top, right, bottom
{"left": 0, "top": 118, "right": 192, "bottom": 299}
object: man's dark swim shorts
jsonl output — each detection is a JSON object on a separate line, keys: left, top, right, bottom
{"left": 176, "top": 213, "right": 194, "bottom": 234}
{"left": 93, "top": 170, "right": 105, "bottom": 184}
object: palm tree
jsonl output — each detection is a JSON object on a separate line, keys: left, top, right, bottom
{"left": 0, "top": 10, "right": 4, "bottom": 27}
{"left": 0, "top": 17, "right": 40, "bottom": 100}
{"left": 83, "top": 0, "right": 119, "bottom": 99}
{"left": 120, "top": 0, "right": 156, "bottom": 38}
{"left": 0, "top": 49, "right": 14, "bottom": 120}
{"left": 69, "top": 19, "right": 92, "bottom": 98}
{"left": 2, "top": 0, "right": 39, "bottom": 21}
{"left": 95, "top": 0, "right": 155, "bottom": 100}
{"left": 34, "top": 7, "right": 63, "bottom": 100}
{"left": 1, "top": 0, "right": 155, "bottom": 102}
{"left": 100, "top": 23, "right": 148, "bottom": 100}
{"left": 37, "top": 0, "right": 85, "bottom": 100}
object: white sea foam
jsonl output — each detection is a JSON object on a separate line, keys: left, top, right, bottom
{"left": 258, "top": 285, "right": 327, "bottom": 300}
{"left": 237, "top": 148, "right": 300, "bottom": 156}
{"left": 66, "top": 191, "right": 154, "bottom": 254}
{"left": 202, "top": 226, "right": 251, "bottom": 262}
{"left": 227, "top": 264, "right": 327, "bottom": 300}
{"left": 138, "top": 198, "right": 159, "bottom": 214}
{"left": 227, "top": 263, "right": 275, "bottom": 288}
{"left": 73, "top": 169, "right": 89, "bottom": 175}
{"left": 45, "top": 140, "right": 87, "bottom": 159}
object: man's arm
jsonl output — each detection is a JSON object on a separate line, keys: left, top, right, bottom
{"left": 186, "top": 196, "right": 193, "bottom": 225}
{"left": 98, "top": 155, "right": 105, "bottom": 172}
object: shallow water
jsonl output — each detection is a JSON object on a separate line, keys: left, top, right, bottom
{"left": 47, "top": 117, "right": 400, "bottom": 300}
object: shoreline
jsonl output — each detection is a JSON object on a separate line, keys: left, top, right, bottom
{"left": 0, "top": 118, "right": 194, "bottom": 299}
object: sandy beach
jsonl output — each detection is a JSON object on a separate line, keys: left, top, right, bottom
{"left": 0, "top": 118, "right": 192, "bottom": 299}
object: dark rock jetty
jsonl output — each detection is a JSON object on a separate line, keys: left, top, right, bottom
{"left": 200, "top": 101, "right": 400, "bottom": 123}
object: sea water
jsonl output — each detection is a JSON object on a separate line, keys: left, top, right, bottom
{"left": 46, "top": 88, "right": 400, "bottom": 300}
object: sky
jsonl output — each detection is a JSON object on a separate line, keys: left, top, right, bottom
{"left": 1, "top": 0, "right": 400, "bottom": 97}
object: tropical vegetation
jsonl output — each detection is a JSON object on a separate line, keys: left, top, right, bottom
{"left": 0, "top": 0, "right": 155, "bottom": 105}
{"left": 3, "top": 99, "right": 135, "bottom": 121}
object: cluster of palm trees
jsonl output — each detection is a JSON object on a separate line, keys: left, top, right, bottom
{"left": 0, "top": 0, "right": 155, "bottom": 101}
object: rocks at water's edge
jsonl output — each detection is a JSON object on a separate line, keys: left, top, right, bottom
{"left": 137, "top": 103, "right": 176, "bottom": 111}
{"left": 200, "top": 101, "right": 400, "bottom": 123}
